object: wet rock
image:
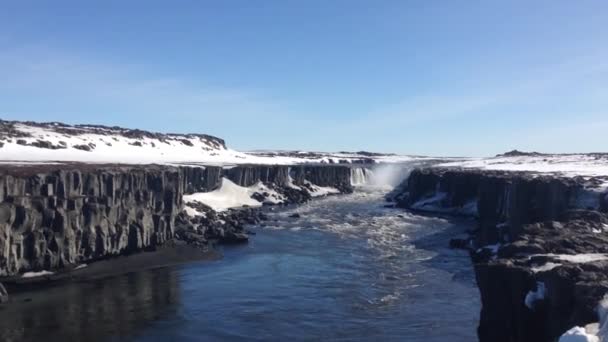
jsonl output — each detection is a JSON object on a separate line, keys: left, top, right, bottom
{"left": 289, "top": 213, "right": 301, "bottom": 219}
{"left": 220, "top": 231, "right": 249, "bottom": 244}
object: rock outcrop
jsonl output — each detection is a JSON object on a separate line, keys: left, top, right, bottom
{"left": 391, "top": 167, "right": 608, "bottom": 342}
{"left": 395, "top": 168, "right": 606, "bottom": 245}
{"left": 0, "top": 165, "right": 182, "bottom": 276}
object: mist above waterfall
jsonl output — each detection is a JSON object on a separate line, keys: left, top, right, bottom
{"left": 351, "top": 164, "right": 412, "bottom": 189}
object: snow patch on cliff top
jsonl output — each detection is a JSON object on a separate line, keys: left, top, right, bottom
{"left": 0, "top": 121, "right": 426, "bottom": 166}
{"left": 438, "top": 154, "right": 608, "bottom": 177}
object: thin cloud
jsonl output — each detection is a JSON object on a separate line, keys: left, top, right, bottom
{"left": 0, "top": 45, "right": 288, "bottom": 129}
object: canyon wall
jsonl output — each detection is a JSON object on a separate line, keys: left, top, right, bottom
{"left": 393, "top": 168, "right": 608, "bottom": 342}
{"left": 396, "top": 168, "right": 602, "bottom": 245}
{"left": 0, "top": 164, "right": 355, "bottom": 277}
{"left": 0, "top": 165, "right": 183, "bottom": 277}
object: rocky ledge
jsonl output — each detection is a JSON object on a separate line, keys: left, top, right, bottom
{"left": 390, "top": 167, "right": 608, "bottom": 342}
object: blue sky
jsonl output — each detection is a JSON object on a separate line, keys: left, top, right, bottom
{"left": 1, "top": 1, "right": 607, "bottom": 156}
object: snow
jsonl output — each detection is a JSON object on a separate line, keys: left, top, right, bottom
{"left": 0, "top": 123, "right": 280, "bottom": 165}
{"left": 21, "top": 270, "right": 54, "bottom": 278}
{"left": 182, "top": 176, "right": 340, "bottom": 212}
{"left": 183, "top": 178, "right": 264, "bottom": 212}
{"left": 559, "top": 295, "right": 608, "bottom": 342}
{"left": 183, "top": 205, "right": 206, "bottom": 217}
{"left": 531, "top": 262, "right": 563, "bottom": 273}
{"left": 0, "top": 122, "right": 426, "bottom": 166}
{"left": 559, "top": 327, "right": 600, "bottom": 342}
{"left": 303, "top": 181, "right": 341, "bottom": 197}
{"left": 529, "top": 254, "right": 608, "bottom": 273}
{"left": 250, "top": 182, "right": 288, "bottom": 204}
{"left": 549, "top": 254, "right": 608, "bottom": 263}
{"left": 525, "top": 281, "right": 546, "bottom": 309}
{"left": 438, "top": 154, "right": 608, "bottom": 178}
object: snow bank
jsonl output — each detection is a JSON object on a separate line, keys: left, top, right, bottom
{"left": 559, "top": 295, "right": 608, "bottom": 342}
{"left": 0, "top": 121, "right": 427, "bottom": 165}
{"left": 549, "top": 254, "right": 608, "bottom": 263}
{"left": 183, "top": 176, "right": 341, "bottom": 213}
{"left": 183, "top": 178, "right": 265, "bottom": 212}
{"left": 531, "top": 262, "right": 562, "bottom": 273}
{"left": 21, "top": 270, "right": 54, "bottom": 278}
{"left": 304, "top": 182, "right": 341, "bottom": 197}
{"left": 438, "top": 154, "right": 608, "bottom": 178}
{"left": 559, "top": 327, "right": 599, "bottom": 342}
{"left": 529, "top": 254, "right": 608, "bottom": 274}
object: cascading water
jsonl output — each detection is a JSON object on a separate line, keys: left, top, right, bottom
{"left": 351, "top": 164, "right": 415, "bottom": 189}
{"left": 351, "top": 167, "right": 374, "bottom": 186}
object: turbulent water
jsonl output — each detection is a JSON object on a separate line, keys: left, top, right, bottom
{"left": 0, "top": 186, "right": 480, "bottom": 342}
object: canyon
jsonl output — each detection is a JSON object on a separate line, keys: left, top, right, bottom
{"left": 2, "top": 120, "right": 608, "bottom": 341}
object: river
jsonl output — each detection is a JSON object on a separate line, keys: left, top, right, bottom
{"left": 0, "top": 186, "right": 480, "bottom": 342}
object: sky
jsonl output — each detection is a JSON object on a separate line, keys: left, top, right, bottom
{"left": 1, "top": 1, "right": 607, "bottom": 156}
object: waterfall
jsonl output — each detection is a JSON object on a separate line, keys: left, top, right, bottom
{"left": 351, "top": 167, "right": 373, "bottom": 186}
{"left": 351, "top": 164, "right": 415, "bottom": 189}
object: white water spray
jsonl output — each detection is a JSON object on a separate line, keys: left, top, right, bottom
{"left": 350, "top": 164, "right": 412, "bottom": 189}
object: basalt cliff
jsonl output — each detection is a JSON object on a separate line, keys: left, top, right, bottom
{"left": 0, "top": 163, "right": 355, "bottom": 284}
{"left": 391, "top": 167, "right": 608, "bottom": 342}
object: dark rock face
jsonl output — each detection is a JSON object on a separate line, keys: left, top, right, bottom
{"left": 292, "top": 165, "right": 354, "bottom": 193}
{"left": 179, "top": 166, "right": 222, "bottom": 193}
{"left": 225, "top": 165, "right": 290, "bottom": 187}
{"left": 0, "top": 166, "right": 182, "bottom": 276}
{"left": 0, "top": 163, "right": 354, "bottom": 278}
{"left": 392, "top": 168, "right": 608, "bottom": 342}
{"left": 476, "top": 212, "right": 608, "bottom": 342}
{"left": 397, "top": 168, "right": 605, "bottom": 245}
{"left": 72, "top": 144, "right": 93, "bottom": 152}
{"left": 0, "top": 282, "right": 7, "bottom": 303}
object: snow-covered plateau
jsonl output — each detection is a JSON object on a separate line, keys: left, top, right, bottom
{"left": 0, "top": 120, "right": 421, "bottom": 165}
